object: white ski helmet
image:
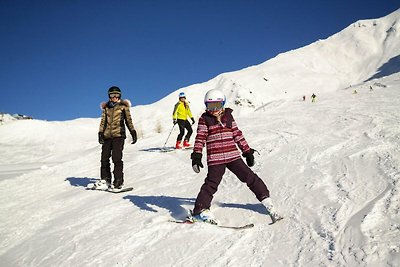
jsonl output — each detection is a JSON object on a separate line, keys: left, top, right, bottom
{"left": 178, "top": 92, "right": 186, "bottom": 98}
{"left": 204, "top": 89, "right": 226, "bottom": 106}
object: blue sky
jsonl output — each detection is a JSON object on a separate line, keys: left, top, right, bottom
{"left": 1, "top": 0, "right": 398, "bottom": 121}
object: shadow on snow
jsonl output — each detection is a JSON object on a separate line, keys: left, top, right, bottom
{"left": 365, "top": 55, "right": 400, "bottom": 82}
{"left": 123, "top": 195, "right": 195, "bottom": 219}
{"left": 65, "top": 177, "right": 267, "bottom": 219}
{"left": 65, "top": 176, "right": 97, "bottom": 187}
{"left": 217, "top": 201, "right": 268, "bottom": 215}
{"left": 123, "top": 195, "right": 267, "bottom": 219}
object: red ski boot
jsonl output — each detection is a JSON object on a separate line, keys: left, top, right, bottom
{"left": 175, "top": 140, "right": 182, "bottom": 149}
{"left": 183, "top": 140, "right": 191, "bottom": 148}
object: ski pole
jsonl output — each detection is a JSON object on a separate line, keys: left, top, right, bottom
{"left": 163, "top": 124, "right": 176, "bottom": 148}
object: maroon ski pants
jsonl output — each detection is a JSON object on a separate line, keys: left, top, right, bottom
{"left": 193, "top": 158, "right": 270, "bottom": 215}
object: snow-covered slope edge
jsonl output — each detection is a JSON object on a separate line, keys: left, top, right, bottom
{"left": 132, "top": 9, "right": 400, "bottom": 138}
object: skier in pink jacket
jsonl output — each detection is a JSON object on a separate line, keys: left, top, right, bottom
{"left": 189, "top": 89, "right": 283, "bottom": 225}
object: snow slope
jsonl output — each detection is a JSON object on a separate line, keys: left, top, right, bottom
{"left": 1, "top": 9, "right": 400, "bottom": 267}
{"left": 1, "top": 74, "right": 399, "bottom": 267}
{"left": 132, "top": 9, "right": 400, "bottom": 135}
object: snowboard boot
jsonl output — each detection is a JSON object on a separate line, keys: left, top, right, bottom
{"left": 261, "top": 198, "right": 283, "bottom": 224}
{"left": 93, "top": 179, "right": 111, "bottom": 190}
{"left": 112, "top": 184, "right": 123, "bottom": 190}
{"left": 175, "top": 140, "right": 182, "bottom": 149}
{"left": 189, "top": 209, "right": 219, "bottom": 225}
{"left": 113, "top": 179, "right": 124, "bottom": 190}
{"left": 183, "top": 140, "right": 191, "bottom": 148}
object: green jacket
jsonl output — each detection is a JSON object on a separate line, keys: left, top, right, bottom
{"left": 99, "top": 99, "right": 135, "bottom": 139}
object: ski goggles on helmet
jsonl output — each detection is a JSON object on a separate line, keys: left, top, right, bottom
{"left": 206, "top": 101, "right": 224, "bottom": 111}
{"left": 109, "top": 94, "right": 121, "bottom": 99}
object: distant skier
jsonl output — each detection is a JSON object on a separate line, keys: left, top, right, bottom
{"left": 172, "top": 92, "right": 195, "bottom": 149}
{"left": 303, "top": 95, "right": 306, "bottom": 101}
{"left": 189, "top": 89, "right": 283, "bottom": 224}
{"left": 311, "top": 93, "right": 316, "bottom": 103}
{"left": 96, "top": 86, "right": 137, "bottom": 190}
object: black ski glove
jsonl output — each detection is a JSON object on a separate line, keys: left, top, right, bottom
{"left": 191, "top": 152, "right": 204, "bottom": 173}
{"left": 98, "top": 132, "right": 105, "bottom": 145}
{"left": 131, "top": 130, "right": 137, "bottom": 144}
{"left": 242, "top": 148, "right": 255, "bottom": 167}
{"left": 173, "top": 119, "right": 177, "bottom": 125}
{"left": 191, "top": 117, "right": 195, "bottom": 125}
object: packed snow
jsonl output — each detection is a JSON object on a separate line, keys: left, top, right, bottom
{"left": 1, "top": 9, "right": 400, "bottom": 267}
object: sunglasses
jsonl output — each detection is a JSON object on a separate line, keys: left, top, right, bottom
{"left": 109, "top": 94, "right": 120, "bottom": 98}
{"left": 206, "top": 102, "right": 224, "bottom": 111}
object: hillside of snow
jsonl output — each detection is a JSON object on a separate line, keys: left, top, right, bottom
{"left": 1, "top": 9, "right": 400, "bottom": 267}
{"left": 132, "top": 9, "right": 400, "bottom": 137}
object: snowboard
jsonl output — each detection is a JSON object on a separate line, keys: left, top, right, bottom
{"left": 86, "top": 182, "right": 133, "bottom": 193}
{"left": 169, "top": 219, "right": 254, "bottom": 230}
{"left": 105, "top": 187, "right": 133, "bottom": 193}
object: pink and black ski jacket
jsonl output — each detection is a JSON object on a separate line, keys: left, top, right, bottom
{"left": 193, "top": 108, "right": 250, "bottom": 166}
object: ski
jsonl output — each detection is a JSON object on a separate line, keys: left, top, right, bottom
{"left": 160, "top": 147, "right": 175, "bottom": 152}
{"left": 169, "top": 219, "right": 254, "bottom": 230}
{"left": 160, "top": 146, "right": 193, "bottom": 152}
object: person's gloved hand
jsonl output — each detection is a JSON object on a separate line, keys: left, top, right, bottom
{"left": 191, "top": 118, "right": 195, "bottom": 125}
{"left": 173, "top": 119, "right": 177, "bottom": 125}
{"left": 191, "top": 152, "right": 204, "bottom": 173}
{"left": 242, "top": 148, "right": 255, "bottom": 167}
{"left": 98, "top": 132, "right": 105, "bottom": 145}
{"left": 131, "top": 130, "right": 137, "bottom": 144}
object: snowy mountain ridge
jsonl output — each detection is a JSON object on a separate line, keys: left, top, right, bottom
{"left": 133, "top": 8, "right": 399, "bottom": 134}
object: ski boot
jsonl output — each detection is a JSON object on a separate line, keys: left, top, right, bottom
{"left": 183, "top": 140, "right": 191, "bottom": 148}
{"left": 188, "top": 209, "right": 219, "bottom": 225}
{"left": 175, "top": 140, "right": 182, "bottom": 149}
{"left": 261, "top": 198, "right": 283, "bottom": 224}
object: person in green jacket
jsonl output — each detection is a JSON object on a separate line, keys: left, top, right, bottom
{"left": 172, "top": 92, "right": 195, "bottom": 149}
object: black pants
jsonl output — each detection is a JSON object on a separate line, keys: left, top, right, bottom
{"left": 193, "top": 159, "right": 270, "bottom": 215}
{"left": 177, "top": 119, "right": 193, "bottom": 142}
{"left": 100, "top": 137, "right": 125, "bottom": 187}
